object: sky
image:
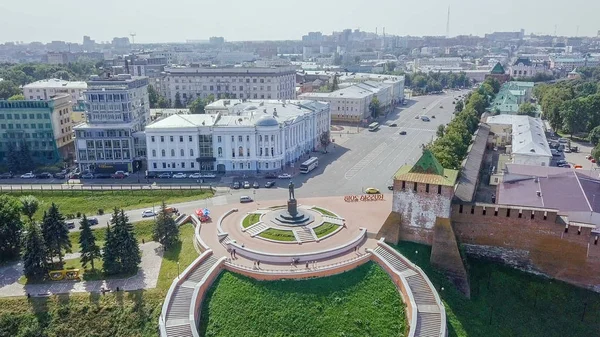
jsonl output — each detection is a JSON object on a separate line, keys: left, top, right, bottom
{"left": 1, "top": 0, "right": 599, "bottom": 44}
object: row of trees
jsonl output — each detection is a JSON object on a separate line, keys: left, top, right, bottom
{"left": 6, "top": 142, "right": 34, "bottom": 173}
{"left": 0, "top": 62, "right": 101, "bottom": 100}
{"left": 428, "top": 77, "right": 500, "bottom": 169}
{"left": 401, "top": 71, "right": 472, "bottom": 94}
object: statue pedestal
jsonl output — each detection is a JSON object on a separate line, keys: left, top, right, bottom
{"left": 287, "top": 199, "right": 298, "bottom": 217}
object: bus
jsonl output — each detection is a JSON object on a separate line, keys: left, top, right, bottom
{"left": 300, "top": 157, "right": 319, "bottom": 174}
{"left": 368, "top": 122, "right": 380, "bottom": 131}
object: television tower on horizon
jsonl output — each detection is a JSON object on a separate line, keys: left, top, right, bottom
{"left": 446, "top": 6, "right": 450, "bottom": 38}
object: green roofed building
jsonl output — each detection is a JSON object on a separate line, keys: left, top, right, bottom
{"left": 391, "top": 149, "right": 458, "bottom": 244}
{"left": 485, "top": 62, "right": 510, "bottom": 84}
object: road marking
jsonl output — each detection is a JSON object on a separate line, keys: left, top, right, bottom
{"left": 344, "top": 142, "right": 388, "bottom": 179}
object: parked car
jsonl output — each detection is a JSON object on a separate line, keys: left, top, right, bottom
{"left": 563, "top": 148, "right": 571, "bottom": 153}
{"left": 87, "top": 217, "right": 99, "bottom": 225}
{"left": 20, "top": 172, "right": 35, "bottom": 179}
{"left": 172, "top": 173, "right": 187, "bottom": 179}
{"left": 0, "top": 172, "right": 13, "bottom": 179}
{"left": 388, "top": 123, "right": 397, "bottom": 127}
{"left": 111, "top": 171, "right": 127, "bottom": 179}
{"left": 188, "top": 172, "right": 201, "bottom": 179}
{"left": 365, "top": 187, "right": 381, "bottom": 194}
{"left": 388, "top": 185, "right": 394, "bottom": 190}
{"left": 265, "top": 173, "right": 277, "bottom": 179}
{"left": 81, "top": 173, "right": 94, "bottom": 179}
{"left": 277, "top": 173, "right": 292, "bottom": 179}
{"left": 54, "top": 172, "right": 66, "bottom": 179}
{"left": 233, "top": 181, "right": 241, "bottom": 189}
{"left": 551, "top": 149, "right": 560, "bottom": 157}
{"left": 66, "top": 221, "right": 76, "bottom": 229}
{"left": 558, "top": 138, "right": 568, "bottom": 144}
{"left": 253, "top": 181, "right": 259, "bottom": 189}
{"left": 431, "top": 115, "right": 436, "bottom": 119}
{"left": 141, "top": 210, "right": 156, "bottom": 218}
{"left": 243, "top": 181, "right": 251, "bottom": 189}
{"left": 200, "top": 173, "right": 216, "bottom": 178}
{"left": 265, "top": 181, "right": 275, "bottom": 188}
{"left": 399, "top": 130, "right": 407, "bottom": 135}
{"left": 421, "top": 116, "right": 431, "bottom": 122}
{"left": 36, "top": 172, "right": 52, "bottom": 179}
{"left": 439, "top": 105, "right": 443, "bottom": 108}
{"left": 158, "top": 173, "right": 172, "bottom": 178}
{"left": 95, "top": 173, "right": 111, "bottom": 179}
{"left": 240, "top": 196, "right": 253, "bottom": 203}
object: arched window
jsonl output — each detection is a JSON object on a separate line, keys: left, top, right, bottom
{"left": 239, "top": 146, "right": 244, "bottom": 157}
{"left": 171, "top": 149, "right": 175, "bottom": 157}
{"left": 180, "top": 149, "right": 184, "bottom": 156}
{"left": 152, "top": 149, "right": 156, "bottom": 157}
{"left": 161, "top": 149, "right": 165, "bottom": 157}
{"left": 190, "top": 149, "right": 194, "bottom": 156}
{"left": 218, "top": 147, "right": 222, "bottom": 157}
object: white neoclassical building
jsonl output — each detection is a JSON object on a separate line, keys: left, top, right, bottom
{"left": 144, "top": 100, "right": 330, "bottom": 174}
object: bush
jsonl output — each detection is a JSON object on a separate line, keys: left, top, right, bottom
{"left": 76, "top": 212, "right": 81, "bottom": 218}
{"left": 97, "top": 209, "right": 104, "bottom": 215}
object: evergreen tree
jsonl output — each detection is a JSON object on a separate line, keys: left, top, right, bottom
{"left": 18, "top": 142, "right": 34, "bottom": 173}
{"left": 114, "top": 210, "right": 141, "bottom": 274}
{"left": 174, "top": 92, "right": 183, "bottom": 108}
{"left": 41, "top": 203, "right": 71, "bottom": 265}
{"left": 153, "top": 202, "right": 180, "bottom": 250}
{"left": 22, "top": 223, "right": 48, "bottom": 281}
{"left": 6, "top": 143, "right": 20, "bottom": 173}
{"left": 0, "top": 195, "right": 24, "bottom": 261}
{"left": 331, "top": 75, "right": 339, "bottom": 91}
{"left": 102, "top": 219, "right": 118, "bottom": 275}
{"left": 79, "top": 215, "right": 101, "bottom": 270}
{"left": 20, "top": 195, "right": 40, "bottom": 223}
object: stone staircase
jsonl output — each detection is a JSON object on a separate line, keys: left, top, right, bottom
{"left": 322, "top": 215, "right": 344, "bottom": 225}
{"left": 294, "top": 227, "right": 316, "bottom": 243}
{"left": 162, "top": 255, "right": 220, "bottom": 337}
{"left": 245, "top": 222, "right": 269, "bottom": 236}
{"left": 372, "top": 244, "right": 445, "bottom": 337}
{"left": 220, "top": 235, "right": 234, "bottom": 247}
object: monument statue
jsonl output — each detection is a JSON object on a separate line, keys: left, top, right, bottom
{"left": 288, "top": 181, "right": 295, "bottom": 200}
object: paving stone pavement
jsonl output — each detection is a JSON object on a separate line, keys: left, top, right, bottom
{"left": 0, "top": 241, "right": 162, "bottom": 297}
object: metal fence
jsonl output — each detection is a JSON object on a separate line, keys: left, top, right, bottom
{"left": 0, "top": 184, "right": 217, "bottom": 193}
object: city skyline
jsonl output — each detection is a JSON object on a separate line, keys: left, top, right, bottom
{"left": 1, "top": 0, "right": 599, "bottom": 44}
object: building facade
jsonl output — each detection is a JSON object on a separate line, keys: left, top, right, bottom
{"left": 158, "top": 66, "right": 297, "bottom": 107}
{"left": 23, "top": 79, "right": 87, "bottom": 103}
{"left": 74, "top": 74, "right": 150, "bottom": 172}
{"left": 298, "top": 85, "right": 373, "bottom": 122}
{"left": 508, "top": 57, "right": 550, "bottom": 79}
{"left": 0, "top": 95, "right": 74, "bottom": 164}
{"left": 145, "top": 100, "right": 330, "bottom": 174}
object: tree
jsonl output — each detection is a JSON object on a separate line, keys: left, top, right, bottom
{"left": 369, "top": 97, "right": 381, "bottom": 118}
{"left": 454, "top": 100, "right": 464, "bottom": 113}
{"left": 79, "top": 215, "right": 101, "bottom": 270}
{"left": 18, "top": 142, "right": 34, "bottom": 173}
{"left": 0, "top": 80, "right": 20, "bottom": 100}
{"left": 20, "top": 195, "right": 40, "bottom": 223}
{"left": 102, "top": 220, "right": 118, "bottom": 275}
{"left": 104, "top": 208, "right": 141, "bottom": 275}
{"left": 174, "top": 92, "right": 183, "bottom": 108}
{"left": 148, "top": 85, "right": 159, "bottom": 108}
{"left": 7, "top": 94, "right": 24, "bottom": 100}
{"left": 436, "top": 124, "right": 445, "bottom": 138}
{"left": 331, "top": 75, "right": 339, "bottom": 91}
{"left": 517, "top": 102, "right": 538, "bottom": 117}
{"left": 319, "top": 131, "right": 331, "bottom": 153}
{"left": 6, "top": 143, "right": 19, "bottom": 173}
{"left": 0, "top": 195, "right": 24, "bottom": 261}
{"left": 22, "top": 223, "right": 48, "bottom": 281}
{"left": 205, "top": 94, "right": 216, "bottom": 104}
{"left": 152, "top": 202, "right": 179, "bottom": 250}
{"left": 589, "top": 125, "right": 600, "bottom": 146}
{"left": 189, "top": 97, "right": 207, "bottom": 114}
{"left": 157, "top": 96, "right": 170, "bottom": 108}
{"left": 41, "top": 203, "right": 71, "bottom": 265}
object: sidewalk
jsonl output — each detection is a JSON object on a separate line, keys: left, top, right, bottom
{"left": 0, "top": 242, "right": 162, "bottom": 298}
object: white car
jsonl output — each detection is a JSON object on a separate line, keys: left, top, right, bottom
{"left": 20, "top": 172, "right": 35, "bottom": 179}
{"left": 277, "top": 173, "right": 292, "bottom": 179}
{"left": 172, "top": 173, "right": 187, "bottom": 179}
{"left": 188, "top": 173, "right": 201, "bottom": 179}
{"left": 240, "top": 196, "right": 253, "bottom": 203}
{"left": 201, "top": 173, "right": 216, "bottom": 178}
{"left": 141, "top": 210, "right": 156, "bottom": 218}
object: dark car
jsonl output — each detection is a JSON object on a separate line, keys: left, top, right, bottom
{"left": 253, "top": 181, "right": 260, "bottom": 189}
{"left": 95, "top": 173, "right": 111, "bottom": 179}
{"left": 54, "top": 172, "right": 66, "bottom": 179}
{"left": 87, "top": 217, "right": 99, "bottom": 225}
{"left": 37, "top": 172, "right": 52, "bottom": 179}
{"left": 66, "top": 221, "right": 75, "bottom": 229}
{"left": 389, "top": 123, "right": 397, "bottom": 127}
{"left": 264, "top": 173, "right": 277, "bottom": 179}
{"left": 0, "top": 172, "right": 13, "bottom": 179}
{"left": 399, "top": 130, "right": 407, "bottom": 135}
{"left": 232, "top": 181, "right": 241, "bottom": 189}
{"left": 388, "top": 185, "right": 394, "bottom": 190}
{"left": 265, "top": 181, "right": 275, "bottom": 188}
{"left": 158, "top": 173, "right": 172, "bottom": 179}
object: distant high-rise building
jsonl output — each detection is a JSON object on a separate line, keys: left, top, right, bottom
{"left": 209, "top": 36, "right": 225, "bottom": 45}
{"left": 111, "top": 37, "right": 131, "bottom": 49}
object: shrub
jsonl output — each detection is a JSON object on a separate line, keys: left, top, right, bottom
{"left": 98, "top": 209, "right": 104, "bottom": 215}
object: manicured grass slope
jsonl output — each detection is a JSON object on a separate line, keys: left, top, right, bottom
{"left": 5, "top": 189, "right": 212, "bottom": 219}
{"left": 241, "top": 213, "right": 260, "bottom": 228}
{"left": 392, "top": 242, "right": 600, "bottom": 337}
{"left": 157, "top": 224, "right": 198, "bottom": 289}
{"left": 0, "top": 290, "right": 163, "bottom": 337}
{"left": 199, "top": 262, "right": 407, "bottom": 337}
{"left": 313, "top": 222, "right": 339, "bottom": 238}
{"left": 258, "top": 228, "right": 296, "bottom": 241}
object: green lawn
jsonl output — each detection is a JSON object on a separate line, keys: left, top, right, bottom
{"left": 391, "top": 241, "right": 600, "bottom": 337}
{"left": 199, "top": 262, "right": 407, "bottom": 337}
{"left": 68, "top": 220, "right": 155, "bottom": 253}
{"left": 241, "top": 213, "right": 261, "bottom": 228}
{"left": 313, "top": 222, "right": 339, "bottom": 238}
{"left": 312, "top": 207, "right": 336, "bottom": 217}
{"left": 157, "top": 224, "right": 199, "bottom": 289}
{"left": 0, "top": 290, "right": 163, "bottom": 337}
{"left": 4, "top": 189, "right": 213, "bottom": 220}
{"left": 258, "top": 228, "right": 296, "bottom": 242}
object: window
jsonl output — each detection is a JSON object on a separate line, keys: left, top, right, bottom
{"left": 170, "top": 136, "right": 174, "bottom": 142}
{"left": 190, "top": 149, "right": 194, "bottom": 156}
{"left": 232, "top": 163, "right": 235, "bottom": 169}
{"left": 271, "top": 135, "right": 274, "bottom": 142}
{"left": 425, "top": 184, "right": 430, "bottom": 193}
{"left": 171, "top": 149, "right": 175, "bottom": 157}
{"left": 437, "top": 185, "right": 442, "bottom": 194}
{"left": 160, "top": 136, "right": 164, "bottom": 142}
{"left": 232, "top": 149, "right": 235, "bottom": 157}
{"left": 162, "top": 163, "right": 166, "bottom": 169}
{"left": 189, "top": 135, "right": 193, "bottom": 142}
{"left": 413, "top": 182, "right": 417, "bottom": 192}
{"left": 153, "top": 163, "right": 157, "bottom": 169}
{"left": 218, "top": 136, "right": 222, "bottom": 142}
{"left": 239, "top": 146, "right": 244, "bottom": 157}
{"left": 459, "top": 205, "right": 463, "bottom": 213}
{"left": 246, "top": 135, "right": 250, "bottom": 142}
{"left": 247, "top": 148, "right": 250, "bottom": 156}
{"left": 401, "top": 181, "right": 405, "bottom": 189}
{"left": 191, "top": 162, "right": 195, "bottom": 168}
{"left": 180, "top": 149, "right": 184, "bottom": 156}
{"left": 152, "top": 149, "right": 156, "bottom": 157}
{"left": 162, "top": 149, "right": 166, "bottom": 157}
{"left": 218, "top": 147, "right": 222, "bottom": 157}
{"left": 266, "top": 162, "right": 269, "bottom": 169}
{"left": 238, "top": 136, "right": 242, "bottom": 142}
{"left": 180, "top": 136, "right": 184, "bottom": 142}
{"left": 260, "top": 148, "right": 263, "bottom": 156}
{"left": 181, "top": 162, "right": 186, "bottom": 168}
{"left": 271, "top": 147, "right": 274, "bottom": 156}
{"left": 151, "top": 136, "right": 155, "bottom": 142}
{"left": 231, "top": 136, "right": 234, "bottom": 142}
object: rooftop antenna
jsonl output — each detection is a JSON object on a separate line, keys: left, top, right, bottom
{"left": 446, "top": 6, "right": 450, "bottom": 38}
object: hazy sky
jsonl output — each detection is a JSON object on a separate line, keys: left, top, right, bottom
{"left": 2, "top": 0, "right": 599, "bottom": 43}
